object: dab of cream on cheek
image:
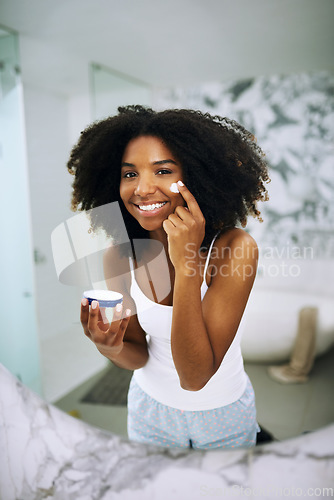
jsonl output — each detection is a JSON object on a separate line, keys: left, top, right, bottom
{"left": 170, "top": 182, "right": 180, "bottom": 193}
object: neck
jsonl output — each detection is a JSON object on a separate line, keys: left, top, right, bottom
{"left": 149, "top": 227, "right": 176, "bottom": 286}
{"left": 149, "top": 227, "right": 168, "bottom": 249}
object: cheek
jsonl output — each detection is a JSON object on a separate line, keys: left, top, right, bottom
{"left": 119, "top": 183, "right": 129, "bottom": 203}
{"left": 173, "top": 193, "right": 186, "bottom": 207}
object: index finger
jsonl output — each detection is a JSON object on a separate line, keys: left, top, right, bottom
{"left": 177, "top": 181, "right": 202, "bottom": 216}
{"left": 81, "top": 298, "right": 89, "bottom": 327}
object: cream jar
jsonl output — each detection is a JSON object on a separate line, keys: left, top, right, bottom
{"left": 83, "top": 289, "right": 123, "bottom": 323}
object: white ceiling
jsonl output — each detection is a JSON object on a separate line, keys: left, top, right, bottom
{"left": 0, "top": 0, "right": 333, "bottom": 97}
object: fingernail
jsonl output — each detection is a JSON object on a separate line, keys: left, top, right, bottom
{"left": 125, "top": 309, "right": 131, "bottom": 316}
{"left": 91, "top": 300, "right": 98, "bottom": 309}
{"left": 177, "top": 180, "right": 184, "bottom": 186}
{"left": 116, "top": 303, "right": 122, "bottom": 313}
{"left": 81, "top": 298, "right": 88, "bottom": 306}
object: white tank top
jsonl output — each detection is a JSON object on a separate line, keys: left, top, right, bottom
{"left": 129, "top": 235, "right": 247, "bottom": 410}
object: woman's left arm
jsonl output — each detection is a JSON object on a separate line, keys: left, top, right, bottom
{"left": 163, "top": 182, "right": 258, "bottom": 391}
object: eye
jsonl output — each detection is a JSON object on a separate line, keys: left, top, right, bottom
{"left": 157, "top": 169, "right": 173, "bottom": 175}
{"left": 123, "top": 171, "right": 137, "bottom": 178}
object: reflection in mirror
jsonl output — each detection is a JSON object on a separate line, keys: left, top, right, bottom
{"left": 52, "top": 106, "right": 272, "bottom": 450}
{"left": 1, "top": 12, "right": 333, "bottom": 449}
{"left": 54, "top": 71, "right": 334, "bottom": 445}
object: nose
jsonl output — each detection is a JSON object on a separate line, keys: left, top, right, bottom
{"left": 134, "top": 174, "right": 157, "bottom": 197}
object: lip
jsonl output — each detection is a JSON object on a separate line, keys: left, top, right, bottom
{"left": 132, "top": 201, "right": 169, "bottom": 217}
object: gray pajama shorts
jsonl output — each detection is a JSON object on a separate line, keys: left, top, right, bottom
{"left": 127, "top": 374, "right": 260, "bottom": 449}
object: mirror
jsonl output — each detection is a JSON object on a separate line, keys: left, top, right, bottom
{"left": 1, "top": 1, "right": 333, "bottom": 449}
{"left": 52, "top": 70, "right": 334, "bottom": 444}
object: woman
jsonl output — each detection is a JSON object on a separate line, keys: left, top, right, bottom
{"left": 67, "top": 105, "right": 270, "bottom": 449}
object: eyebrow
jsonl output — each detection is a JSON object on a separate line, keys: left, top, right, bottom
{"left": 121, "top": 159, "right": 178, "bottom": 168}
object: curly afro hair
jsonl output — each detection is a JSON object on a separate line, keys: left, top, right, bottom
{"left": 67, "top": 105, "right": 270, "bottom": 250}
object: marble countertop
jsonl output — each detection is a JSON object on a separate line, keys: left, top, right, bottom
{"left": 1, "top": 364, "right": 333, "bottom": 500}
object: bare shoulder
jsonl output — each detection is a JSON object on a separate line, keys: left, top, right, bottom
{"left": 103, "top": 242, "right": 131, "bottom": 268}
{"left": 103, "top": 242, "right": 125, "bottom": 261}
{"left": 215, "top": 227, "right": 258, "bottom": 263}
{"left": 206, "top": 228, "right": 258, "bottom": 288}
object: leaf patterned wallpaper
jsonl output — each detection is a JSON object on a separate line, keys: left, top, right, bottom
{"left": 154, "top": 72, "right": 334, "bottom": 259}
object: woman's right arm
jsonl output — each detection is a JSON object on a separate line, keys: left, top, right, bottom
{"left": 80, "top": 245, "right": 149, "bottom": 370}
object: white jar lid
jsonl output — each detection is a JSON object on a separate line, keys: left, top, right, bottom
{"left": 83, "top": 290, "right": 123, "bottom": 307}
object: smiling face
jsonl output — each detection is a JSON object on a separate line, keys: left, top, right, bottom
{"left": 120, "top": 135, "right": 185, "bottom": 234}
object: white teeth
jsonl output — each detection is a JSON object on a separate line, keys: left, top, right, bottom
{"left": 138, "top": 202, "right": 166, "bottom": 211}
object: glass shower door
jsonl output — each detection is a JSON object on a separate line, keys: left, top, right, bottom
{"left": 0, "top": 28, "right": 42, "bottom": 394}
